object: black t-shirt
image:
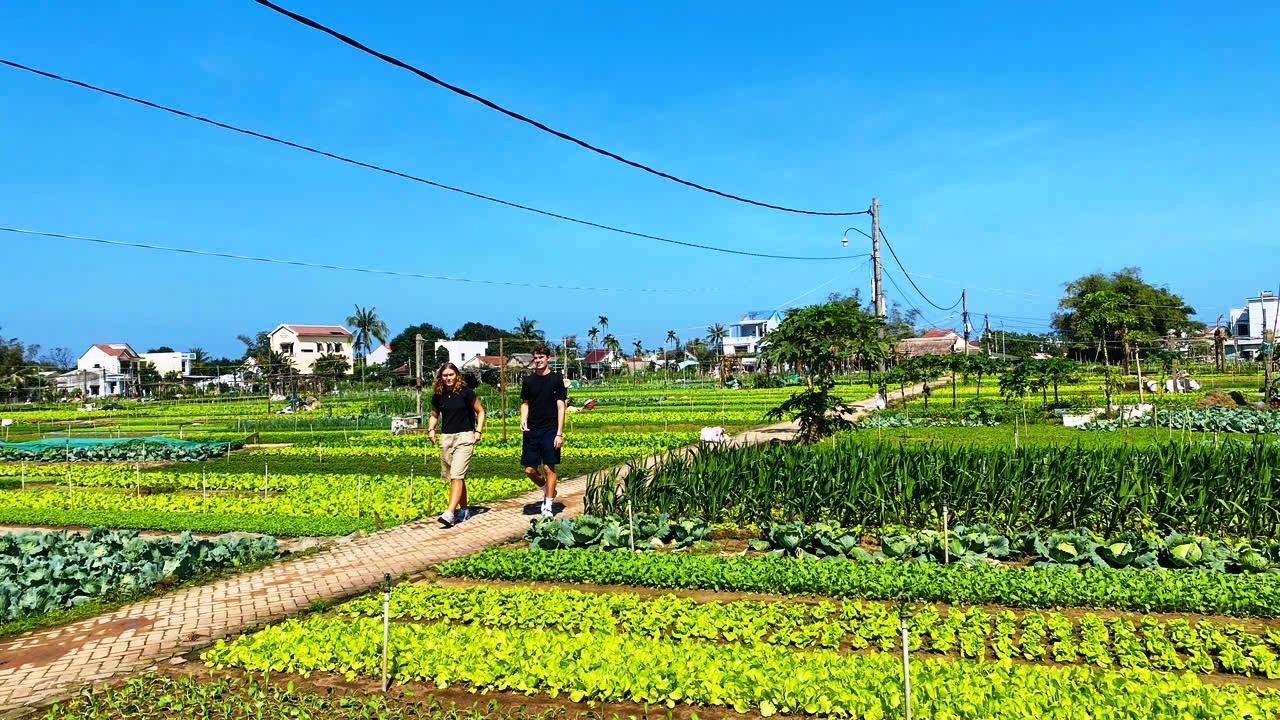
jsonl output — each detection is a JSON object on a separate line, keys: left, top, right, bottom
{"left": 521, "top": 371, "right": 566, "bottom": 430}
{"left": 431, "top": 387, "right": 477, "bottom": 433}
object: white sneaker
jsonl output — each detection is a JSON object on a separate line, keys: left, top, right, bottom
{"left": 540, "top": 502, "right": 554, "bottom": 518}
{"left": 437, "top": 511, "right": 456, "bottom": 527}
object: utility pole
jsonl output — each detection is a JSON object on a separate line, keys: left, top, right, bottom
{"left": 499, "top": 337, "right": 508, "bottom": 441}
{"left": 414, "top": 334, "right": 424, "bottom": 418}
{"left": 870, "top": 197, "right": 885, "bottom": 319}
{"left": 983, "top": 314, "right": 992, "bottom": 356}
{"left": 961, "top": 290, "right": 970, "bottom": 355}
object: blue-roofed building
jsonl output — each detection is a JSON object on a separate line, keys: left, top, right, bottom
{"left": 723, "top": 310, "right": 784, "bottom": 357}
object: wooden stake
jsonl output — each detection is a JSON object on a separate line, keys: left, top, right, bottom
{"left": 500, "top": 338, "right": 508, "bottom": 442}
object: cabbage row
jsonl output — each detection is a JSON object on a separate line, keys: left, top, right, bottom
{"left": 1080, "top": 407, "right": 1280, "bottom": 434}
{"left": 0, "top": 527, "right": 277, "bottom": 620}
{"left": 439, "top": 548, "right": 1280, "bottom": 617}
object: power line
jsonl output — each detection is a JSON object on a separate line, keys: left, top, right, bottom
{"left": 876, "top": 227, "right": 963, "bottom": 312}
{"left": 0, "top": 59, "right": 851, "bottom": 263}
{"left": 0, "top": 226, "right": 706, "bottom": 294}
{"left": 251, "top": 0, "right": 869, "bottom": 218}
{"left": 773, "top": 258, "right": 871, "bottom": 311}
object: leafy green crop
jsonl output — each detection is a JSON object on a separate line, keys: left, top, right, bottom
{"left": 1080, "top": 408, "right": 1280, "bottom": 434}
{"left": 0, "top": 439, "right": 232, "bottom": 463}
{"left": 751, "top": 521, "right": 1276, "bottom": 573}
{"left": 0, "top": 527, "right": 277, "bottom": 620}
{"left": 342, "top": 583, "right": 1280, "bottom": 678}
{"left": 439, "top": 548, "right": 1280, "bottom": 616}
{"left": 525, "top": 513, "right": 709, "bottom": 551}
{"left": 204, "top": 615, "right": 1280, "bottom": 717}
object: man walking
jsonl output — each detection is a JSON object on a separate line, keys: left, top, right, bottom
{"left": 520, "top": 344, "right": 566, "bottom": 517}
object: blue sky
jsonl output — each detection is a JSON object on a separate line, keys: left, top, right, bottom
{"left": 2, "top": 2, "right": 1277, "bottom": 358}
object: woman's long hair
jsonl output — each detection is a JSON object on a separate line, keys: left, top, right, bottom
{"left": 432, "top": 362, "right": 464, "bottom": 396}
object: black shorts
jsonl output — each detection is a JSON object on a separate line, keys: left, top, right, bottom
{"left": 520, "top": 427, "right": 561, "bottom": 468}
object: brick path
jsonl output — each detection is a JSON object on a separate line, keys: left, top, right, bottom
{"left": 0, "top": 381, "right": 937, "bottom": 715}
{"left": 0, "top": 480, "right": 590, "bottom": 715}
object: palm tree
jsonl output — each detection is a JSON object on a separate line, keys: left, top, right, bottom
{"left": 313, "top": 353, "right": 351, "bottom": 390}
{"left": 514, "top": 316, "right": 543, "bottom": 351}
{"left": 602, "top": 334, "right": 621, "bottom": 377}
{"left": 0, "top": 365, "right": 36, "bottom": 398}
{"left": 346, "top": 305, "right": 389, "bottom": 384}
{"left": 597, "top": 316, "right": 609, "bottom": 333}
{"left": 587, "top": 326, "right": 600, "bottom": 350}
{"left": 664, "top": 330, "right": 678, "bottom": 374}
{"left": 705, "top": 323, "right": 728, "bottom": 359}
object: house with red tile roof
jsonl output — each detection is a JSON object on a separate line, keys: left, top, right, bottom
{"left": 268, "top": 324, "right": 354, "bottom": 375}
{"left": 54, "top": 343, "right": 142, "bottom": 396}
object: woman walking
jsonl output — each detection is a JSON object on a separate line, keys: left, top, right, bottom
{"left": 428, "top": 362, "right": 485, "bottom": 527}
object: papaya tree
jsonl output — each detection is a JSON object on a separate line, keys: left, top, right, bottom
{"left": 762, "top": 302, "right": 883, "bottom": 443}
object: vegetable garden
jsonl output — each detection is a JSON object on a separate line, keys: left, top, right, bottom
{"left": 26, "top": 373, "right": 1280, "bottom": 719}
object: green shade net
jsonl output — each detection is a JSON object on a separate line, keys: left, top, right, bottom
{"left": 0, "top": 437, "right": 225, "bottom": 451}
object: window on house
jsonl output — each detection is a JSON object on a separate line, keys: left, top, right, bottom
{"left": 281, "top": 343, "right": 294, "bottom": 354}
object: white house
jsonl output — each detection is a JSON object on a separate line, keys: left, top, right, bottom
{"left": 366, "top": 343, "right": 392, "bottom": 366}
{"left": 434, "top": 340, "right": 489, "bottom": 366}
{"left": 139, "top": 351, "right": 195, "bottom": 377}
{"left": 268, "top": 324, "right": 354, "bottom": 375}
{"left": 722, "top": 310, "right": 784, "bottom": 356}
{"left": 1228, "top": 292, "right": 1280, "bottom": 359}
{"left": 54, "top": 343, "right": 141, "bottom": 397}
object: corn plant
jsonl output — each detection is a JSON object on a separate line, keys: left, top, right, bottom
{"left": 586, "top": 439, "right": 1280, "bottom": 536}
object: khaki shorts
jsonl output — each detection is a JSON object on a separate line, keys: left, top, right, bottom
{"left": 439, "top": 431, "right": 475, "bottom": 480}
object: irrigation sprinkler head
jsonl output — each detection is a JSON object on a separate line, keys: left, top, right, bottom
{"left": 383, "top": 573, "right": 392, "bottom": 592}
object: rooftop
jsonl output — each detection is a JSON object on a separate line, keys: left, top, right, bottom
{"left": 278, "top": 324, "right": 352, "bottom": 337}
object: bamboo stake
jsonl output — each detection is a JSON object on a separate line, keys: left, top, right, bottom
{"left": 381, "top": 573, "right": 392, "bottom": 691}
{"left": 900, "top": 607, "right": 912, "bottom": 720}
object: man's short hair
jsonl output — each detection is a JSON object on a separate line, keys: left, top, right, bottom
{"left": 531, "top": 343, "right": 551, "bottom": 357}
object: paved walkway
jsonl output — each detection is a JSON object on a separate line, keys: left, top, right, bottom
{"left": 0, "top": 380, "right": 940, "bottom": 715}
{"left": 0, "top": 483, "right": 586, "bottom": 715}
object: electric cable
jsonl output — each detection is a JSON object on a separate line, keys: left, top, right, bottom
{"left": 0, "top": 59, "right": 851, "bottom": 262}
{"left": 0, "top": 225, "right": 706, "bottom": 294}
{"left": 251, "top": 0, "right": 869, "bottom": 217}
{"left": 876, "top": 227, "right": 963, "bottom": 311}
